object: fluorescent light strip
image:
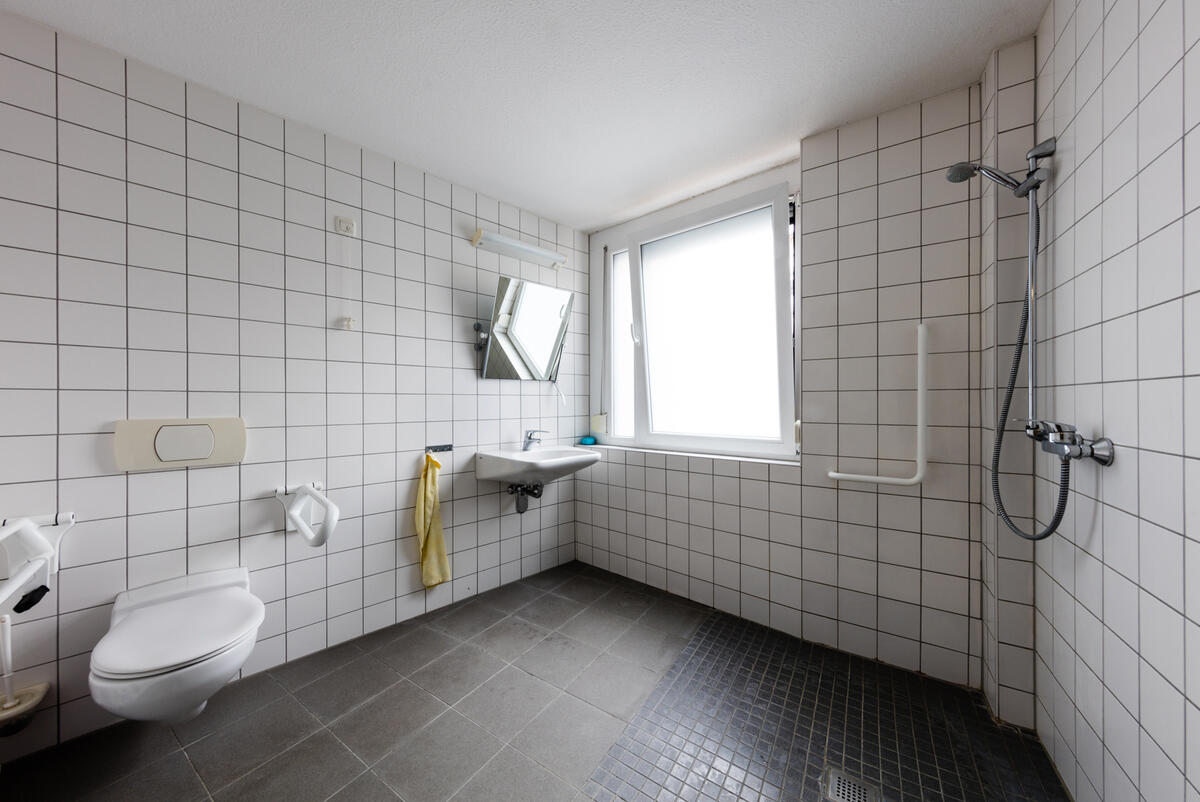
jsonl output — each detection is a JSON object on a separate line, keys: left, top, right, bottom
{"left": 471, "top": 228, "right": 567, "bottom": 268}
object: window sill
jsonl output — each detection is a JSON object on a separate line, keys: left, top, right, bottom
{"left": 585, "top": 442, "right": 801, "bottom": 467}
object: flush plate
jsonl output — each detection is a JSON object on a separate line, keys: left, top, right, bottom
{"left": 115, "top": 417, "right": 246, "bottom": 472}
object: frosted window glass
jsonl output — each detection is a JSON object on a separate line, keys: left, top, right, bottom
{"left": 610, "top": 250, "right": 635, "bottom": 438}
{"left": 640, "top": 205, "right": 780, "bottom": 440}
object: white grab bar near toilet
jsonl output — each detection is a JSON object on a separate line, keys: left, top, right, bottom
{"left": 827, "top": 323, "right": 927, "bottom": 487}
{"left": 274, "top": 482, "right": 340, "bottom": 547}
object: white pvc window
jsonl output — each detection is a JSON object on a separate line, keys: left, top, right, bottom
{"left": 605, "top": 186, "right": 795, "bottom": 456}
{"left": 609, "top": 250, "right": 635, "bottom": 438}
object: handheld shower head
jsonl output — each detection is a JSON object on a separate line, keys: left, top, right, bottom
{"left": 945, "top": 162, "right": 978, "bottom": 183}
{"left": 944, "top": 162, "right": 1021, "bottom": 191}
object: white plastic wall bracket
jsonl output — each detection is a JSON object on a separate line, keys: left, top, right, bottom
{"left": 274, "top": 483, "right": 340, "bottom": 547}
{"left": 0, "top": 512, "right": 75, "bottom": 610}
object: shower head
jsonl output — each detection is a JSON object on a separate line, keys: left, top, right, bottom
{"left": 945, "top": 162, "right": 979, "bottom": 183}
{"left": 944, "top": 162, "right": 1022, "bottom": 191}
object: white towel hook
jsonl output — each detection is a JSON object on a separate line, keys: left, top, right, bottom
{"left": 828, "top": 323, "right": 928, "bottom": 487}
{"left": 275, "top": 483, "right": 340, "bottom": 547}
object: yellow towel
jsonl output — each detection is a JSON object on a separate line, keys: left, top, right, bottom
{"left": 415, "top": 453, "right": 450, "bottom": 588}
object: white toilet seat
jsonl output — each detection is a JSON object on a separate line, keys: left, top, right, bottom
{"left": 91, "top": 586, "right": 264, "bottom": 678}
{"left": 90, "top": 628, "right": 257, "bottom": 681}
{"left": 88, "top": 568, "right": 265, "bottom": 723}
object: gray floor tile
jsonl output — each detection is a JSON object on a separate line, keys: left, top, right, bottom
{"left": 172, "top": 671, "right": 286, "bottom": 746}
{"left": 186, "top": 694, "right": 321, "bottom": 791}
{"left": 293, "top": 654, "right": 401, "bottom": 723}
{"left": 589, "top": 586, "right": 657, "bottom": 619}
{"left": 514, "top": 631, "right": 601, "bottom": 688}
{"left": 374, "top": 711, "right": 502, "bottom": 802}
{"left": 567, "top": 652, "right": 658, "bottom": 721}
{"left": 213, "top": 730, "right": 364, "bottom": 802}
{"left": 608, "top": 623, "right": 689, "bottom": 672}
{"left": 551, "top": 575, "right": 611, "bottom": 604}
{"left": 469, "top": 615, "right": 549, "bottom": 661}
{"left": 476, "top": 580, "right": 544, "bottom": 612}
{"left": 636, "top": 598, "right": 708, "bottom": 638}
{"left": 84, "top": 750, "right": 207, "bottom": 802}
{"left": 348, "top": 620, "right": 418, "bottom": 654}
{"left": 329, "top": 678, "right": 447, "bottom": 764}
{"left": 516, "top": 593, "right": 586, "bottom": 629}
{"left": 328, "top": 770, "right": 400, "bottom": 801}
{"left": 268, "top": 640, "right": 363, "bottom": 691}
{"left": 454, "top": 665, "right": 560, "bottom": 742}
{"left": 4, "top": 720, "right": 181, "bottom": 798}
{"left": 375, "top": 624, "right": 461, "bottom": 675}
{"left": 431, "top": 600, "right": 507, "bottom": 639}
{"left": 409, "top": 643, "right": 506, "bottom": 705}
{"left": 520, "top": 565, "right": 575, "bottom": 591}
{"left": 511, "top": 695, "right": 625, "bottom": 788}
{"left": 557, "top": 606, "right": 633, "bottom": 649}
{"left": 450, "top": 746, "right": 575, "bottom": 801}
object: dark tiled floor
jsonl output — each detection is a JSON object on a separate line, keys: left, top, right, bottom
{"left": 586, "top": 613, "right": 1069, "bottom": 802}
{"left": 0, "top": 563, "right": 1068, "bottom": 802}
{"left": 0, "top": 561, "right": 694, "bottom": 801}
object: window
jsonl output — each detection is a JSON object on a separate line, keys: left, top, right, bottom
{"left": 602, "top": 185, "right": 796, "bottom": 457}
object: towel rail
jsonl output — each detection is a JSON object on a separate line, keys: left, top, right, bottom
{"left": 827, "top": 323, "right": 927, "bottom": 487}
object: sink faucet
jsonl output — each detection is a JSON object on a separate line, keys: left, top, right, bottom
{"left": 523, "top": 430, "right": 549, "bottom": 451}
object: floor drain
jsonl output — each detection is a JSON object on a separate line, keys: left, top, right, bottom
{"left": 821, "top": 766, "right": 880, "bottom": 802}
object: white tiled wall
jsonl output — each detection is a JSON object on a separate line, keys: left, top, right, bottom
{"left": 1028, "top": 0, "right": 1198, "bottom": 799}
{"left": 578, "top": 83, "right": 988, "bottom": 690}
{"left": 0, "top": 10, "right": 588, "bottom": 757}
{"left": 979, "top": 38, "right": 1042, "bottom": 729}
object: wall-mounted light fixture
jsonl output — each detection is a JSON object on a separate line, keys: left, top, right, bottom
{"left": 471, "top": 228, "right": 567, "bottom": 268}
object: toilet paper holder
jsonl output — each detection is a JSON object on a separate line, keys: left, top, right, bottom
{"left": 0, "top": 512, "right": 75, "bottom": 613}
{"left": 274, "top": 483, "right": 340, "bottom": 547}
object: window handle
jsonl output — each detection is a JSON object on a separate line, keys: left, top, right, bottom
{"left": 630, "top": 324, "right": 640, "bottom": 344}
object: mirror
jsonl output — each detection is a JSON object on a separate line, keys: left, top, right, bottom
{"left": 480, "top": 277, "right": 574, "bottom": 381}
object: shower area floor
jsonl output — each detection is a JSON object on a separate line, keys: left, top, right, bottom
{"left": 1, "top": 562, "right": 1067, "bottom": 801}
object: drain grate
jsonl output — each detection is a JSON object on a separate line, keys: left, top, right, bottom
{"left": 821, "top": 766, "right": 880, "bottom": 802}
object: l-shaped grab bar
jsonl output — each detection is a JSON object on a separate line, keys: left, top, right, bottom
{"left": 275, "top": 482, "right": 340, "bottom": 547}
{"left": 827, "top": 323, "right": 927, "bottom": 487}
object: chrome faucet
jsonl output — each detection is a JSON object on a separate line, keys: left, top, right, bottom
{"left": 523, "top": 430, "right": 549, "bottom": 451}
{"left": 1026, "top": 420, "right": 1115, "bottom": 465}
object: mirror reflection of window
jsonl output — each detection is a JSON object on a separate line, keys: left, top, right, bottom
{"left": 510, "top": 282, "right": 571, "bottom": 379}
{"left": 480, "top": 276, "right": 575, "bottom": 382}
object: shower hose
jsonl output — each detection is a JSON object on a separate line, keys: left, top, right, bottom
{"left": 991, "top": 201, "right": 1070, "bottom": 541}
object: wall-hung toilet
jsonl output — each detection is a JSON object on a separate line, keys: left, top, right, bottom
{"left": 88, "top": 567, "right": 265, "bottom": 723}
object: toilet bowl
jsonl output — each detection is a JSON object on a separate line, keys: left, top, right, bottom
{"left": 88, "top": 567, "right": 265, "bottom": 723}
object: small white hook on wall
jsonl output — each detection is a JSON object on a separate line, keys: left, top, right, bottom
{"left": 274, "top": 483, "right": 340, "bottom": 547}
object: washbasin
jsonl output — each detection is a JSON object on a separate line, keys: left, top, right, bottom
{"left": 475, "top": 446, "right": 600, "bottom": 484}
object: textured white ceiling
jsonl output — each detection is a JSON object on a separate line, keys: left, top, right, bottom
{"left": 2, "top": 0, "right": 1047, "bottom": 230}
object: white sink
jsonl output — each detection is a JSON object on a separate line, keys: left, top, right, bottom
{"left": 475, "top": 446, "right": 600, "bottom": 484}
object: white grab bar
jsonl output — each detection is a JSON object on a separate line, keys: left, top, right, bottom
{"left": 828, "top": 323, "right": 927, "bottom": 487}
{"left": 275, "top": 482, "right": 340, "bottom": 547}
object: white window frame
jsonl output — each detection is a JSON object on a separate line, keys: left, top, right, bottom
{"left": 594, "top": 183, "right": 798, "bottom": 459}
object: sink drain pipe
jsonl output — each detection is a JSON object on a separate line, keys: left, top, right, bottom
{"left": 507, "top": 482, "right": 544, "bottom": 514}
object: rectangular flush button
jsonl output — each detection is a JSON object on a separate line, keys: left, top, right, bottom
{"left": 115, "top": 417, "right": 246, "bottom": 472}
{"left": 155, "top": 424, "right": 216, "bottom": 462}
